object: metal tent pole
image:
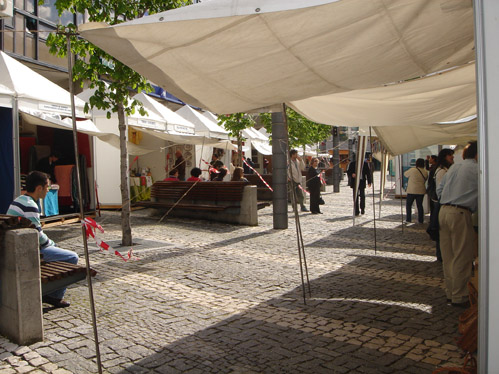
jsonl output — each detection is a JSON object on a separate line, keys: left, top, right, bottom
{"left": 66, "top": 32, "right": 103, "bottom": 374}
{"left": 369, "top": 127, "right": 377, "bottom": 255}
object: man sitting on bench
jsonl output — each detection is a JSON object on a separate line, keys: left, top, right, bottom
{"left": 7, "top": 171, "right": 78, "bottom": 308}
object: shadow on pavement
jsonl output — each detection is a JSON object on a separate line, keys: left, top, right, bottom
{"left": 116, "top": 253, "right": 462, "bottom": 374}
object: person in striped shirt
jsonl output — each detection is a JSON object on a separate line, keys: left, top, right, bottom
{"left": 7, "top": 171, "right": 78, "bottom": 308}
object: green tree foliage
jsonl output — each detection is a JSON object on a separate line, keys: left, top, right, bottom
{"left": 43, "top": 0, "right": 187, "bottom": 245}
{"left": 218, "top": 113, "right": 255, "bottom": 166}
{"left": 260, "top": 108, "right": 331, "bottom": 150}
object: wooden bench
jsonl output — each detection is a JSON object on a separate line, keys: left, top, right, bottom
{"left": 0, "top": 215, "right": 96, "bottom": 344}
{"left": 41, "top": 261, "right": 97, "bottom": 297}
{"left": 244, "top": 174, "right": 273, "bottom": 201}
{"left": 134, "top": 181, "right": 259, "bottom": 225}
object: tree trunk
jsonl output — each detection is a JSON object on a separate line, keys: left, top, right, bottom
{"left": 118, "top": 103, "right": 133, "bottom": 246}
{"left": 237, "top": 131, "right": 243, "bottom": 167}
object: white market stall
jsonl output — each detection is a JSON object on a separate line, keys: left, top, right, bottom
{"left": 0, "top": 51, "right": 100, "bottom": 216}
{"left": 77, "top": 88, "right": 165, "bottom": 207}
{"left": 175, "top": 105, "right": 231, "bottom": 177}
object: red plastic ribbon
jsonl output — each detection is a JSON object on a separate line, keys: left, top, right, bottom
{"left": 243, "top": 159, "right": 273, "bottom": 192}
{"left": 82, "top": 217, "right": 139, "bottom": 262}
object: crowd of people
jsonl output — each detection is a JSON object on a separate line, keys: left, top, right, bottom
{"left": 10, "top": 143, "right": 476, "bottom": 311}
{"left": 403, "top": 142, "right": 478, "bottom": 308}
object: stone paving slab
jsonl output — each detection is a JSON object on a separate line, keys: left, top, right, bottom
{"left": 0, "top": 173, "right": 468, "bottom": 373}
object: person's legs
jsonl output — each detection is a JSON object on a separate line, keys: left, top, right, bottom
{"left": 406, "top": 194, "right": 415, "bottom": 222}
{"left": 359, "top": 187, "right": 366, "bottom": 214}
{"left": 439, "top": 206, "right": 453, "bottom": 301}
{"left": 40, "top": 245, "right": 78, "bottom": 300}
{"left": 352, "top": 188, "right": 360, "bottom": 215}
{"left": 448, "top": 209, "right": 475, "bottom": 304}
{"left": 415, "top": 194, "right": 425, "bottom": 223}
{"left": 310, "top": 187, "right": 320, "bottom": 213}
{"left": 295, "top": 183, "right": 307, "bottom": 211}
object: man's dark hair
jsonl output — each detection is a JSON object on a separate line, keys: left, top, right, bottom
{"left": 290, "top": 149, "right": 298, "bottom": 157}
{"left": 430, "top": 155, "right": 437, "bottom": 162}
{"left": 190, "top": 167, "right": 202, "bottom": 177}
{"left": 26, "top": 171, "right": 48, "bottom": 192}
{"left": 463, "top": 141, "right": 478, "bottom": 160}
{"left": 416, "top": 158, "right": 425, "bottom": 168}
{"left": 169, "top": 168, "right": 179, "bottom": 176}
{"left": 213, "top": 160, "right": 224, "bottom": 168}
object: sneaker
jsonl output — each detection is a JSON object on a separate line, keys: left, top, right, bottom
{"left": 301, "top": 206, "right": 309, "bottom": 212}
{"left": 42, "top": 296, "right": 71, "bottom": 308}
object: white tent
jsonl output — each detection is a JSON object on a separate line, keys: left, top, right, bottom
{"left": 77, "top": 88, "right": 169, "bottom": 206}
{"left": 80, "top": 0, "right": 474, "bottom": 115}
{"left": 133, "top": 92, "right": 196, "bottom": 135}
{"left": 176, "top": 105, "right": 229, "bottom": 139}
{"left": 0, "top": 51, "right": 87, "bottom": 118}
{"left": 0, "top": 51, "right": 100, "bottom": 212}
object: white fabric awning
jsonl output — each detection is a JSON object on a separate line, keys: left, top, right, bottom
{"left": 176, "top": 105, "right": 229, "bottom": 139}
{"left": 134, "top": 93, "right": 195, "bottom": 135}
{"left": 373, "top": 119, "right": 477, "bottom": 156}
{"left": 20, "top": 109, "right": 101, "bottom": 135}
{"left": 289, "top": 63, "right": 476, "bottom": 127}
{"left": 252, "top": 141, "right": 272, "bottom": 155}
{"left": 80, "top": 0, "right": 475, "bottom": 114}
{"left": 0, "top": 51, "right": 87, "bottom": 117}
{"left": 78, "top": 86, "right": 167, "bottom": 131}
{"left": 130, "top": 125, "right": 225, "bottom": 146}
{"left": 20, "top": 109, "right": 155, "bottom": 156}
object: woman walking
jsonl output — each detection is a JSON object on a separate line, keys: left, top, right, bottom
{"left": 404, "top": 158, "right": 428, "bottom": 223}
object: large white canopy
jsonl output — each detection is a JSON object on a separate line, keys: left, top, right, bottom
{"left": 0, "top": 51, "right": 87, "bottom": 118}
{"left": 372, "top": 119, "right": 477, "bottom": 156}
{"left": 80, "top": 0, "right": 474, "bottom": 115}
{"left": 290, "top": 62, "right": 476, "bottom": 127}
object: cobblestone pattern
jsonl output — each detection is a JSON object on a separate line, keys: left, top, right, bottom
{"left": 0, "top": 174, "right": 466, "bottom": 373}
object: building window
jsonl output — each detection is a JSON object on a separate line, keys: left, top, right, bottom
{"left": 1, "top": 1, "right": 85, "bottom": 68}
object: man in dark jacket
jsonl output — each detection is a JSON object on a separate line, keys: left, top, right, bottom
{"left": 347, "top": 154, "right": 372, "bottom": 216}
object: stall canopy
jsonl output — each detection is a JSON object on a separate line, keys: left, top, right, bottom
{"left": 289, "top": 62, "right": 476, "bottom": 128}
{"left": 176, "top": 105, "right": 229, "bottom": 139}
{"left": 133, "top": 93, "right": 195, "bottom": 135}
{"left": 0, "top": 51, "right": 87, "bottom": 118}
{"left": 78, "top": 86, "right": 167, "bottom": 131}
{"left": 372, "top": 118, "right": 477, "bottom": 156}
{"left": 80, "top": 0, "right": 474, "bottom": 115}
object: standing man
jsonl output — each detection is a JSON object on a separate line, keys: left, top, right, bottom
{"left": 347, "top": 153, "right": 372, "bottom": 216}
{"left": 289, "top": 149, "right": 308, "bottom": 212}
{"left": 36, "top": 151, "right": 61, "bottom": 183}
{"left": 174, "top": 150, "right": 186, "bottom": 181}
{"left": 7, "top": 171, "right": 79, "bottom": 308}
{"left": 437, "top": 141, "right": 478, "bottom": 307}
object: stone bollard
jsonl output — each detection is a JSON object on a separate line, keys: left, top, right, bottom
{"left": 0, "top": 228, "right": 43, "bottom": 345}
{"left": 239, "top": 185, "right": 258, "bottom": 226}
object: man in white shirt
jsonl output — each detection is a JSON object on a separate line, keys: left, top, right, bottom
{"left": 289, "top": 149, "right": 308, "bottom": 212}
{"left": 437, "top": 141, "right": 478, "bottom": 307}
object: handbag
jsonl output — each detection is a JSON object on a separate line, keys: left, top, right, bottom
{"left": 319, "top": 195, "right": 325, "bottom": 205}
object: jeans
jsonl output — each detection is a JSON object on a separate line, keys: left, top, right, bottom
{"left": 40, "top": 245, "right": 79, "bottom": 299}
{"left": 406, "top": 194, "right": 424, "bottom": 223}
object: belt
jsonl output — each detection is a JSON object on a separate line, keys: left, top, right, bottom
{"left": 442, "top": 203, "right": 472, "bottom": 212}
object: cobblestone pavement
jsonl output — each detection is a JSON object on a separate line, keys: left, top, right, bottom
{"left": 1, "top": 173, "right": 466, "bottom": 373}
